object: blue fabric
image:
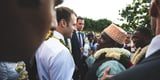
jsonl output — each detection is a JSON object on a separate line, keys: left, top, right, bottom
{"left": 96, "top": 60, "right": 126, "bottom": 80}
{"left": 85, "top": 55, "right": 95, "bottom": 68}
{"left": 0, "top": 62, "right": 18, "bottom": 80}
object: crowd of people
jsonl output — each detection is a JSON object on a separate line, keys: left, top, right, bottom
{"left": 0, "top": 0, "right": 160, "bottom": 80}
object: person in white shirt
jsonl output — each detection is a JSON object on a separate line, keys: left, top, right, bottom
{"left": 36, "top": 7, "right": 77, "bottom": 80}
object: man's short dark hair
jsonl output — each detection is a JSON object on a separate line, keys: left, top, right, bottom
{"left": 136, "top": 27, "right": 153, "bottom": 39}
{"left": 76, "top": 16, "right": 84, "bottom": 22}
{"left": 56, "top": 7, "right": 77, "bottom": 26}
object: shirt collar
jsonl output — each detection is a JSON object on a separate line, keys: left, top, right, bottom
{"left": 145, "top": 35, "right": 160, "bottom": 58}
{"left": 76, "top": 31, "right": 81, "bottom": 34}
{"left": 53, "top": 31, "right": 65, "bottom": 42}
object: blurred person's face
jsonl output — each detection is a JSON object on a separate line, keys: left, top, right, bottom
{"left": 64, "top": 14, "right": 77, "bottom": 38}
{"left": 0, "top": 0, "right": 63, "bottom": 61}
{"left": 76, "top": 19, "right": 84, "bottom": 31}
{"left": 124, "top": 34, "right": 131, "bottom": 44}
{"left": 88, "top": 35, "right": 94, "bottom": 42}
{"left": 97, "top": 32, "right": 114, "bottom": 49}
{"left": 150, "top": 0, "right": 160, "bottom": 35}
{"left": 97, "top": 33, "right": 107, "bottom": 47}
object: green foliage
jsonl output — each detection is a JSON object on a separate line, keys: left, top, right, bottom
{"left": 119, "top": 0, "right": 152, "bottom": 32}
{"left": 84, "top": 17, "right": 112, "bottom": 32}
{"left": 83, "top": 0, "right": 152, "bottom": 33}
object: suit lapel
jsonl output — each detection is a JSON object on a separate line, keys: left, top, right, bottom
{"left": 80, "top": 32, "right": 85, "bottom": 46}
{"left": 72, "top": 31, "right": 81, "bottom": 47}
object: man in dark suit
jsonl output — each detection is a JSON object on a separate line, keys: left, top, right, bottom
{"left": 101, "top": 0, "right": 160, "bottom": 80}
{"left": 71, "top": 16, "right": 88, "bottom": 80}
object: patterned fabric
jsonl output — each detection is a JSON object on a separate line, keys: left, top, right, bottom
{"left": 94, "top": 48, "right": 131, "bottom": 60}
{"left": 55, "top": 37, "right": 70, "bottom": 50}
{"left": 16, "top": 61, "right": 29, "bottom": 80}
{"left": 103, "top": 24, "right": 127, "bottom": 44}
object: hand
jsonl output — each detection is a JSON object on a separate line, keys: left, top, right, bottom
{"left": 101, "top": 68, "right": 114, "bottom": 80}
{"left": 88, "top": 48, "right": 93, "bottom": 55}
{"left": 80, "top": 47, "right": 84, "bottom": 53}
{"left": 84, "top": 48, "right": 93, "bottom": 57}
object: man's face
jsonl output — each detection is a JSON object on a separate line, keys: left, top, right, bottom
{"left": 0, "top": 0, "right": 63, "bottom": 61}
{"left": 132, "top": 31, "right": 144, "bottom": 48}
{"left": 76, "top": 19, "right": 85, "bottom": 31}
{"left": 124, "top": 34, "right": 131, "bottom": 44}
{"left": 97, "top": 32, "right": 113, "bottom": 49}
{"left": 88, "top": 35, "right": 94, "bottom": 42}
{"left": 97, "top": 33, "right": 107, "bottom": 46}
{"left": 65, "top": 14, "right": 77, "bottom": 38}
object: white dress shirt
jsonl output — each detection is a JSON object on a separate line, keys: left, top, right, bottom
{"left": 145, "top": 35, "right": 160, "bottom": 58}
{"left": 36, "top": 31, "right": 75, "bottom": 80}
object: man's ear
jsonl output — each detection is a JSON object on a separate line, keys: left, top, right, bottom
{"left": 59, "top": 19, "right": 67, "bottom": 28}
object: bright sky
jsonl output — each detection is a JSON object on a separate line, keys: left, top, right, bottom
{"left": 58, "top": 0, "right": 133, "bottom": 24}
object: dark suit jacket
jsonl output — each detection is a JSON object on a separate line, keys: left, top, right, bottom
{"left": 108, "top": 49, "right": 160, "bottom": 80}
{"left": 71, "top": 30, "right": 85, "bottom": 66}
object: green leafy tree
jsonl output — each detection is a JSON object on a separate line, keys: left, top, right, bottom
{"left": 95, "top": 19, "right": 112, "bottom": 32}
{"left": 84, "top": 18, "right": 95, "bottom": 31}
{"left": 84, "top": 18, "right": 112, "bottom": 32}
{"left": 119, "top": 0, "right": 151, "bottom": 32}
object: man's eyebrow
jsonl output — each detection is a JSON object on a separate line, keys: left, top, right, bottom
{"left": 55, "top": 0, "right": 63, "bottom": 6}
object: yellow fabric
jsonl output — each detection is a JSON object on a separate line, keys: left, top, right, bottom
{"left": 105, "top": 52, "right": 121, "bottom": 60}
{"left": 131, "top": 45, "right": 149, "bottom": 64}
{"left": 15, "top": 61, "right": 29, "bottom": 80}
{"left": 52, "top": 36, "right": 65, "bottom": 46}
{"left": 52, "top": 36, "right": 71, "bottom": 52}
{"left": 131, "top": 47, "right": 141, "bottom": 63}
{"left": 94, "top": 48, "right": 130, "bottom": 60}
{"left": 45, "top": 30, "right": 53, "bottom": 40}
